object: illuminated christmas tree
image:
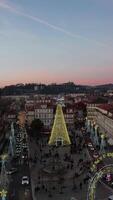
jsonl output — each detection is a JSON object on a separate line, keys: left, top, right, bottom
{"left": 48, "top": 104, "right": 71, "bottom": 146}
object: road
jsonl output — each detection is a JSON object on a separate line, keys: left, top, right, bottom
{"left": 8, "top": 164, "right": 32, "bottom": 200}
{"left": 7, "top": 124, "right": 33, "bottom": 200}
{"left": 5, "top": 112, "right": 113, "bottom": 200}
{"left": 27, "top": 130, "right": 113, "bottom": 200}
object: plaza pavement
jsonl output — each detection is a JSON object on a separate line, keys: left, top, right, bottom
{"left": 28, "top": 130, "right": 113, "bottom": 200}
{"left": 28, "top": 131, "right": 91, "bottom": 200}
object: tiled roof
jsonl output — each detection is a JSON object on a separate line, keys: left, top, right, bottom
{"left": 26, "top": 107, "right": 34, "bottom": 112}
{"left": 34, "top": 103, "right": 54, "bottom": 109}
{"left": 7, "top": 110, "right": 17, "bottom": 115}
{"left": 97, "top": 104, "right": 113, "bottom": 112}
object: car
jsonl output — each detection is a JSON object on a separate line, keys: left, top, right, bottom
{"left": 23, "top": 138, "right": 27, "bottom": 143}
{"left": 16, "top": 136, "right": 21, "bottom": 139}
{"left": 16, "top": 145, "right": 21, "bottom": 148}
{"left": 23, "top": 147, "right": 28, "bottom": 151}
{"left": 104, "top": 173, "right": 113, "bottom": 182}
{"left": 108, "top": 195, "right": 113, "bottom": 200}
{"left": 16, "top": 140, "right": 20, "bottom": 143}
{"left": 22, "top": 144, "right": 28, "bottom": 148}
{"left": 16, "top": 140, "right": 21, "bottom": 144}
{"left": 16, "top": 143, "right": 20, "bottom": 145}
{"left": 17, "top": 139, "right": 21, "bottom": 141}
{"left": 16, "top": 150, "right": 21, "bottom": 154}
{"left": 87, "top": 143, "right": 93, "bottom": 147}
{"left": 15, "top": 152, "right": 20, "bottom": 156}
{"left": 23, "top": 148, "right": 28, "bottom": 154}
{"left": 16, "top": 135, "right": 21, "bottom": 138}
{"left": 16, "top": 137, "right": 21, "bottom": 139}
{"left": 22, "top": 176, "right": 29, "bottom": 185}
{"left": 16, "top": 148, "right": 21, "bottom": 151}
{"left": 16, "top": 137, "right": 21, "bottom": 140}
{"left": 13, "top": 155, "right": 19, "bottom": 159}
{"left": 90, "top": 147, "right": 95, "bottom": 151}
{"left": 16, "top": 150, "right": 20, "bottom": 154}
{"left": 93, "top": 152, "right": 99, "bottom": 159}
{"left": 6, "top": 168, "right": 18, "bottom": 175}
{"left": 22, "top": 154, "right": 27, "bottom": 159}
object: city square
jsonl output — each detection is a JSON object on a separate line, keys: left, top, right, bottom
{"left": 0, "top": 97, "right": 113, "bottom": 200}
{"left": 0, "top": 0, "right": 113, "bottom": 199}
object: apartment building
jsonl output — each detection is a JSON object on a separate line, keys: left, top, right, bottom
{"left": 87, "top": 103, "right": 113, "bottom": 139}
{"left": 25, "top": 97, "right": 76, "bottom": 131}
{"left": 34, "top": 104, "right": 54, "bottom": 128}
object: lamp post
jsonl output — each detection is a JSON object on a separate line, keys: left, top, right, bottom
{"left": 90, "top": 122, "right": 95, "bottom": 142}
{"left": 94, "top": 125, "right": 99, "bottom": 146}
{"left": 8, "top": 136, "right": 14, "bottom": 158}
{"left": 85, "top": 118, "right": 90, "bottom": 133}
{"left": 11, "top": 122, "right": 16, "bottom": 146}
{"left": 100, "top": 134, "right": 106, "bottom": 154}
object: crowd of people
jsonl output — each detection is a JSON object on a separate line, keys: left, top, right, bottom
{"left": 28, "top": 127, "right": 92, "bottom": 199}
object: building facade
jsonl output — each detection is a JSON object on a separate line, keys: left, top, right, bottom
{"left": 87, "top": 103, "right": 113, "bottom": 139}
{"left": 25, "top": 97, "right": 77, "bottom": 132}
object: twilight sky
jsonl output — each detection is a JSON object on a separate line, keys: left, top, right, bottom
{"left": 0, "top": 0, "right": 113, "bottom": 87}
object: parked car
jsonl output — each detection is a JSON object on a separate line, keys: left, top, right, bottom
{"left": 22, "top": 143, "right": 28, "bottom": 148}
{"left": 6, "top": 168, "right": 18, "bottom": 175}
{"left": 108, "top": 195, "right": 113, "bottom": 200}
{"left": 90, "top": 147, "right": 95, "bottom": 151}
{"left": 22, "top": 176, "right": 29, "bottom": 185}
{"left": 93, "top": 152, "right": 99, "bottom": 159}
{"left": 87, "top": 143, "right": 93, "bottom": 147}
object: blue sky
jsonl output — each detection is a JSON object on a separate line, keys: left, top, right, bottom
{"left": 0, "top": 0, "right": 113, "bottom": 86}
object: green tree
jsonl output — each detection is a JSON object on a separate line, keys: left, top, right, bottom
{"left": 30, "top": 119, "right": 44, "bottom": 138}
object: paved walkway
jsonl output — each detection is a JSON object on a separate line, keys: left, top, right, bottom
{"left": 28, "top": 130, "right": 90, "bottom": 200}
{"left": 28, "top": 129, "right": 113, "bottom": 200}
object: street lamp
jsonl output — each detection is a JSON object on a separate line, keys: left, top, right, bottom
{"left": 94, "top": 125, "right": 99, "bottom": 146}
{"left": 100, "top": 134, "right": 106, "bottom": 154}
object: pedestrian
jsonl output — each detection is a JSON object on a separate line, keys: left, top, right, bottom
{"left": 80, "top": 182, "right": 82, "bottom": 189}
{"left": 72, "top": 184, "right": 77, "bottom": 190}
{"left": 35, "top": 186, "right": 40, "bottom": 193}
{"left": 71, "top": 164, "right": 73, "bottom": 169}
{"left": 67, "top": 164, "right": 69, "bottom": 169}
{"left": 42, "top": 184, "right": 45, "bottom": 190}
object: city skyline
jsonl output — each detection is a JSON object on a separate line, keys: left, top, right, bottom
{"left": 0, "top": 0, "right": 113, "bottom": 87}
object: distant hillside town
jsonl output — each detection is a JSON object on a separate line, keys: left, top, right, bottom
{"left": 0, "top": 82, "right": 113, "bottom": 95}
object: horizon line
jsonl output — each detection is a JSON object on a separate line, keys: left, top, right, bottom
{"left": 0, "top": 81, "right": 113, "bottom": 89}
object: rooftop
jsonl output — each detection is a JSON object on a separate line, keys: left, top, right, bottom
{"left": 97, "top": 104, "right": 113, "bottom": 113}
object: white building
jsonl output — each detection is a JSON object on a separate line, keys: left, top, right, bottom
{"left": 87, "top": 103, "right": 113, "bottom": 139}
{"left": 34, "top": 104, "right": 54, "bottom": 128}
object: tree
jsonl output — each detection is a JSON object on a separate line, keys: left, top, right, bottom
{"left": 30, "top": 119, "right": 44, "bottom": 138}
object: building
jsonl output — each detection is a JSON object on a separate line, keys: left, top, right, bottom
{"left": 34, "top": 103, "right": 54, "bottom": 128}
{"left": 63, "top": 105, "right": 75, "bottom": 130}
{"left": 87, "top": 103, "right": 113, "bottom": 140}
{"left": 7, "top": 110, "right": 17, "bottom": 121}
{"left": 25, "top": 96, "right": 77, "bottom": 132}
